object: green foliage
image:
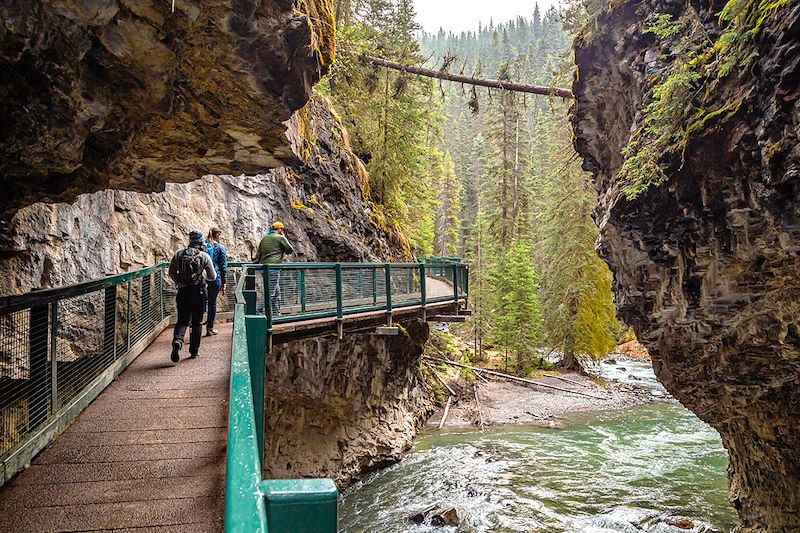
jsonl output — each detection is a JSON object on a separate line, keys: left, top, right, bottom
{"left": 535, "top": 107, "right": 619, "bottom": 366}
{"left": 433, "top": 153, "right": 462, "bottom": 256}
{"left": 421, "top": 7, "right": 618, "bottom": 373}
{"left": 643, "top": 13, "right": 682, "bottom": 40}
{"left": 618, "top": 0, "right": 790, "bottom": 199}
{"left": 324, "top": 0, "right": 448, "bottom": 256}
{"left": 327, "top": 4, "right": 620, "bottom": 375}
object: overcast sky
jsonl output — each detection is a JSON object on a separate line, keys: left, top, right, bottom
{"left": 412, "top": 0, "right": 559, "bottom": 34}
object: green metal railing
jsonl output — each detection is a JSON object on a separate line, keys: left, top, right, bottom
{"left": 224, "top": 259, "right": 468, "bottom": 532}
{"left": 0, "top": 263, "right": 176, "bottom": 486}
{"left": 248, "top": 261, "right": 469, "bottom": 332}
{"left": 0, "top": 258, "right": 468, "bottom": 529}
{"left": 226, "top": 268, "right": 338, "bottom": 533}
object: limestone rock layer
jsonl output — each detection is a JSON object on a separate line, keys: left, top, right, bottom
{"left": 266, "top": 321, "right": 434, "bottom": 487}
{"left": 0, "top": 96, "right": 408, "bottom": 294}
{"left": 572, "top": 1, "right": 800, "bottom": 530}
{"left": 0, "top": 0, "right": 335, "bottom": 220}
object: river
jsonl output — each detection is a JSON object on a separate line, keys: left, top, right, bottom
{"left": 340, "top": 361, "right": 737, "bottom": 532}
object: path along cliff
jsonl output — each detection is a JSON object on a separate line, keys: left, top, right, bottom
{"left": 0, "top": 92, "right": 431, "bottom": 488}
{"left": 571, "top": 0, "right": 800, "bottom": 530}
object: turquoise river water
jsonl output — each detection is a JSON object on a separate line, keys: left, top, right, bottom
{"left": 340, "top": 361, "right": 738, "bottom": 533}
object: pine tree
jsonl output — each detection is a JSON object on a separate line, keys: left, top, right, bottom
{"left": 535, "top": 107, "right": 619, "bottom": 370}
{"left": 434, "top": 152, "right": 462, "bottom": 256}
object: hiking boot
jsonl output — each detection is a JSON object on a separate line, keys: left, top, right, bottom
{"left": 170, "top": 339, "right": 182, "bottom": 363}
{"left": 206, "top": 328, "right": 218, "bottom": 336}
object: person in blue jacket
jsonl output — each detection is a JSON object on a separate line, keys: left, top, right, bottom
{"left": 204, "top": 227, "right": 228, "bottom": 336}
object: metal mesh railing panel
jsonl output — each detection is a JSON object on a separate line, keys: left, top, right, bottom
{"left": 390, "top": 266, "right": 422, "bottom": 305}
{"left": 341, "top": 267, "right": 385, "bottom": 310}
{"left": 0, "top": 308, "right": 51, "bottom": 458}
{"left": 276, "top": 267, "right": 337, "bottom": 315}
{"left": 55, "top": 290, "right": 106, "bottom": 409}
{"left": 0, "top": 264, "right": 175, "bottom": 466}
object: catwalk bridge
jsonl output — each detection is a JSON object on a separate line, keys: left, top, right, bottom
{"left": 0, "top": 259, "right": 468, "bottom": 532}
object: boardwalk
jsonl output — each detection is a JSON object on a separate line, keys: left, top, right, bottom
{"left": 0, "top": 323, "right": 232, "bottom": 533}
{"left": 0, "top": 266, "right": 467, "bottom": 532}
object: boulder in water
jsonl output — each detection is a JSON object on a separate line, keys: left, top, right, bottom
{"left": 409, "top": 505, "right": 460, "bottom": 527}
{"left": 665, "top": 517, "right": 695, "bottom": 529}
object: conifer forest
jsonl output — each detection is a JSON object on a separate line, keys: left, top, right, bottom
{"left": 323, "top": 0, "right": 619, "bottom": 374}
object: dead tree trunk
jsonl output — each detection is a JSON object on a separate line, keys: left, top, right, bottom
{"left": 361, "top": 55, "right": 574, "bottom": 99}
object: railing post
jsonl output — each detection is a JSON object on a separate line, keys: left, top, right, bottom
{"left": 385, "top": 264, "right": 393, "bottom": 326}
{"left": 104, "top": 285, "right": 117, "bottom": 364}
{"left": 452, "top": 264, "right": 459, "bottom": 314}
{"left": 243, "top": 268, "right": 256, "bottom": 315}
{"left": 245, "top": 315, "right": 268, "bottom": 464}
{"left": 245, "top": 269, "right": 256, "bottom": 291}
{"left": 126, "top": 280, "right": 132, "bottom": 353}
{"left": 419, "top": 262, "right": 427, "bottom": 322}
{"left": 464, "top": 264, "right": 469, "bottom": 307}
{"left": 49, "top": 303, "right": 58, "bottom": 413}
{"left": 28, "top": 299, "right": 49, "bottom": 430}
{"left": 300, "top": 269, "right": 306, "bottom": 314}
{"left": 335, "top": 264, "right": 343, "bottom": 339}
{"left": 372, "top": 266, "right": 377, "bottom": 305}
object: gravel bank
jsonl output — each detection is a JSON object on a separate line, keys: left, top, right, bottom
{"left": 427, "top": 363, "right": 661, "bottom": 428}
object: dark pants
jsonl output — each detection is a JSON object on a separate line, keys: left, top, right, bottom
{"left": 173, "top": 285, "right": 207, "bottom": 356}
{"left": 269, "top": 270, "right": 281, "bottom": 317}
{"left": 207, "top": 278, "right": 222, "bottom": 330}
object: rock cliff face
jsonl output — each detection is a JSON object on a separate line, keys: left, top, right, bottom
{"left": 0, "top": 96, "right": 409, "bottom": 294}
{"left": 572, "top": 1, "right": 800, "bottom": 530}
{"left": 266, "top": 321, "right": 433, "bottom": 487}
{"left": 0, "top": 94, "right": 427, "bottom": 485}
{"left": 0, "top": 0, "right": 335, "bottom": 221}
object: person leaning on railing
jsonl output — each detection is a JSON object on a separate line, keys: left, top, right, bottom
{"left": 256, "top": 221, "right": 294, "bottom": 316}
{"left": 168, "top": 230, "right": 217, "bottom": 363}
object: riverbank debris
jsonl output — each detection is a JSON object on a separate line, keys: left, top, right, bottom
{"left": 424, "top": 357, "right": 607, "bottom": 400}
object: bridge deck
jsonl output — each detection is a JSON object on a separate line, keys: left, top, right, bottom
{"left": 0, "top": 275, "right": 465, "bottom": 532}
{"left": 0, "top": 324, "right": 232, "bottom": 533}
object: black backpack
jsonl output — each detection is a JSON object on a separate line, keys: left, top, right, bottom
{"left": 175, "top": 247, "right": 205, "bottom": 286}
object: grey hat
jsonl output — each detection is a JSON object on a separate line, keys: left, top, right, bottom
{"left": 188, "top": 229, "right": 204, "bottom": 245}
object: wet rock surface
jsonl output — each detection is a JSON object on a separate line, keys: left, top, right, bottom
{"left": 0, "top": 97, "right": 408, "bottom": 294}
{"left": 266, "top": 320, "right": 434, "bottom": 488}
{"left": 0, "top": 94, "right": 420, "bottom": 487}
{"left": 572, "top": 0, "right": 800, "bottom": 530}
{"left": 0, "top": 0, "right": 335, "bottom": 220}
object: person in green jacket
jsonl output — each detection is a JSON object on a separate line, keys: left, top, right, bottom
{"left": 257, "top": 221, "right": 294, "bottom": 315}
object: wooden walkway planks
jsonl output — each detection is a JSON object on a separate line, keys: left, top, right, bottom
{"left": 0, "top": 323, "right": 232, "bottom": 533}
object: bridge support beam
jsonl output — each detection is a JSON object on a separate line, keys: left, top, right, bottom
{"left": 427, "top": 315, "right": 467, "bottom": 323}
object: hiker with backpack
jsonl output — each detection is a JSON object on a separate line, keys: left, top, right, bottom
{"left": 168, "top": 230, "right": 217, "bottom": 363}
{"left": 204, "top": 227, "right": 228, "bottom": 337}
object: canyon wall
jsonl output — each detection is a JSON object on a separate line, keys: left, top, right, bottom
{"left": 0, "top": 96, "right": 409, "bottom": 295}
{"left": 0, "top": 93, "right": 429, "bottom": 484}
{"left": 0, "top": 0, "right": 334, "bottom": 220}
{"left": 266, "top": 320, "right": 433, "bottom": 487}
{"left": 572, "top": 0, "right": 800, "bottom": 530}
